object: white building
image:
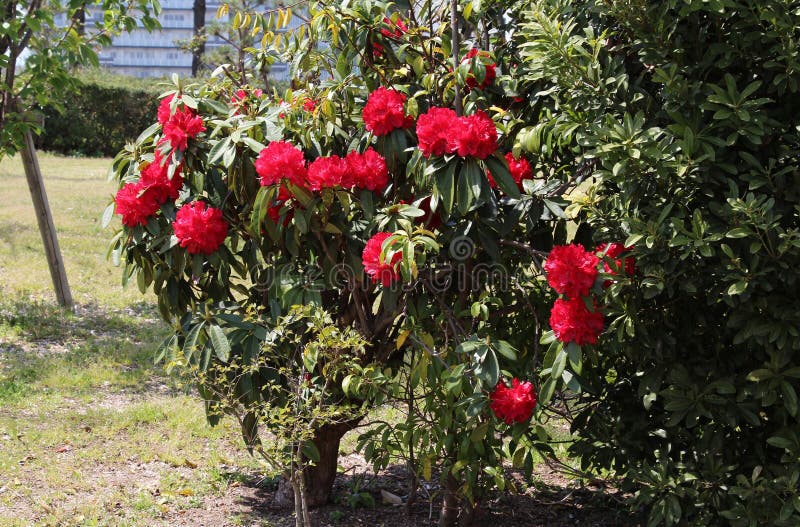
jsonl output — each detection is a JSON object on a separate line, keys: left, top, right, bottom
{"left": 93, "top": 0, "right": 226, "bottom": 78}
{"left": 72, "top": 0, "right": 292, "bottom": 79}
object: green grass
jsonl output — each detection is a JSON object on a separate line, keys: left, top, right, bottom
{"left": 0, "top": 152, "right": 142, "bottom": 307}
{"left": 0, "top": 152, "right": 265, "bottom": 526}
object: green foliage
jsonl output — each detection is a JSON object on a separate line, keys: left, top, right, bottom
{"left": 37, "top": 71, "right": 162, "bottom": 157}
{"left": 0, "top": 0, "right": 160, "bottom": 158}
{"left": 519, "top": 0, "right": 800, "bottom": 525}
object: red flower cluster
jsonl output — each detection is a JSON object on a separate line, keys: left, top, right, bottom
{"left": 163, "top": 105, "right": 205, "bottom": 151}
{"left": 307, "top": 155, "right": 349, "bottom": 191}
{"left": 139, "top": 149, "right": 183, "bottom": 202}
{"left": 487, "top": 152, "right": 533, "bottom": 191}
{"left": 462, "top": 48, "right": 496, "bottom": 90}
{"left": 346, "top": 148, "right": 389, "bottom": 192}
{"left": 451, "top": 111, "right": 498, "bottom": 159}
{"left": 255, "top": 141, "right": 308, "bottom": 188}
{"left": 157, "top": 94, "right": 175, "bottom": 125}
{"left": 416, "top": 107, "right": 457, "bottom": 157}
{"left": 362, "top": 232, "right": 402, "bottom": 286}
{"left": 173, "top": 201, "right": 229, "bottom": 255}
{"left": 114, "top": 182, "right": 160, "bottom": 227}
{"left": 416, "top": 107, "right": 497, "bottom": 159}
{"left": 544, "top": 244, "right": 604, "bottom": 345}
{"left": 549, "top": 297, "right": 605, "bottom": 346}
{"left": 490, "top": 378, "right": 537, "bottom": 425}
{"left": 544, "top": 244, "right": 599, "bottom": 299}
{"left": 372, "top": 42, "right": 385, "bottom": 58}
{"left": 115, "top": 146, "right": 184, "bottom": 227}
{"left": 380, "top": 16, "right": 407, "bottom": 38}
{"left": 596, "top": 243, "right": 636, "bottom": 279}
{"left": 302, "top": 98, "right": 316, "bottom": 112}
{"left": 362, "top": 87, "right": 414, "bottom": 136}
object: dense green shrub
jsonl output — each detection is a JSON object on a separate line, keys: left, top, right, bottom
{"left": 520, "top": 1, "right": 800, "bottom": 525}
{"left": 37, "top": 71, "right": 163, "bottom": 157}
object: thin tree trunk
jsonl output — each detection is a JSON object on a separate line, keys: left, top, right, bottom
{"left": 192, "top": 0, "right": 206, "bottom": 76}
{"left": 450, "top": 0, "right": 462, "bottom": 116}
{"left": 20, "top": 130, "right": 73, "bottom": 309}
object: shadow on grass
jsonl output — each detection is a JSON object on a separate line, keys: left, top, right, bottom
{"left": 0, "top": 293, "right": 172, "bottom": 403}
{"left": 226, "top": 462, "right": 641, "bottom": 527}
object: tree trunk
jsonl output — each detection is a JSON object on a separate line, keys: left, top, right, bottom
{"left": 274, "top": 418, "right": 361, "bottom": 509}
{"left": 192, "top": 0, "right": 206, "bottom": 76}
{"left": 439, "top": 470, "right": 461, "bottom": 527}
{"left": 302, "top": 420, "right": 351, "bottom": 507}
{"left": 20, "top": 130, "right": 73, "bottom": 309}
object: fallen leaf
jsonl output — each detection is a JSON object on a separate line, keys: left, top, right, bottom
{"left": 381, "top": 489, "right": 403, "bottom": 505}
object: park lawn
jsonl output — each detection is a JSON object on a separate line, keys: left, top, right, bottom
{"left": 0, "top": 152, "right": 268, "bottom": 526}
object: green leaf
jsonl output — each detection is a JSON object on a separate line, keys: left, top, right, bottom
{"left": 182, "top": 322, "right": 205, "bottom": 362}
{"left": 436, "top": 162, "right": 457, "bottom": 214}
{"left": 727, "top": 280, "right": 747, "bottom": 295}
{"left": 485, "top": 155, "right": 521, "bottom": 198}
{"left": 207, "top": 324, "right": 230, "bottom": 362}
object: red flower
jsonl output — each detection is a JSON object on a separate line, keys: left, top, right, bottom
{"left": 506, "top": 152, "right": 532, "bottom": 189}
{"left": 416, "top": 107, "right": 459, "bottom": 157}
{"left": 267, "top": 186, "right": 294, "bottom": 226}
{"left": 372, "top": 42, "right": 385, "bottom": 58}
{"left": 451, "top": 110, "right": 497, "bottom": 160}
{"left": 157, "top": 94, "right": 175, "bottom": 125}
{"left": 307, "top": 155, "right": 349, "bottom": 190}
{"left": 596, "top": 243, "right": 636, "bottom": 278}
{"left": 139, "top": 150, "right": 183, "bottom": 203}
{"left": 489, "top": 153, "right": 532, "bottom": 190}
{"left": 544, "top": 244, "right": 600, "bottom": 298}
{"left": 380, "top": 16, "right": 407, "bottom": 38}
{"left": 362, "top": 87, "right": 414, "bottom": 136}
{"left": 115, "top": 182, "right": 161, "bottom": 227}
{"left": 346, "top": 148, "right": 389, "bottom": 192}
{"left": 550, "top": 297, "right": 604, "bottom": 345}
{"left": 163, "top": 106, "right": 205, "bottom": 151}
{"left": 489, "top": 378, "right": 537, "bottom": 425}
{"left": 362, "top": 232, "right": 402, "bottom": 286}
{"left": 303, "top": 98, "right": 316, "bottom": 112}
{"left": 231, "top": 88, "right": 264, "bottom": 113}
{"left": 462, "top": 48, "right": 496, "bottom": 90}
{"left": 255, "top": 141, "right": 308, "bottom": 188}
{"left": 173, "top": 201, "right": 228, "bottom": 255}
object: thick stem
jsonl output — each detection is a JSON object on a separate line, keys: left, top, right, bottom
{"left": 439, "top": 470, "right": 461, "bottom": 527}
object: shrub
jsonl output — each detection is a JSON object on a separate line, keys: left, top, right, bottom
{"left": 37, "top": 70, "right": 163, "bottom": 157}
{"left": 106, "top": 2, "right": 569, "bottom": 525}
{"left": 520, "top": 1, "right": 800, "bottom": 525}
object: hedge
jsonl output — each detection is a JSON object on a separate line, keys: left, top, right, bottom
{"left": 36, "top": 71, "right": 163, "bottom": 157}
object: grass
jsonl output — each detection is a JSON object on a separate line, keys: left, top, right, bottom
{"left": 0, "top": 152, "right": 265, "bottom": 526}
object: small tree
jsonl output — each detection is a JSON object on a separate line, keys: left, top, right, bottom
{"left": 1, "top": 0, "right": 158, "bottom": 307}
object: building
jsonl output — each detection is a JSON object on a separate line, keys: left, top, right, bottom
{"left": 71, "top": 0, "right": 292, "bottom": 79}
{"left": 93, "top": 0, "right": 226, "bottom": 78}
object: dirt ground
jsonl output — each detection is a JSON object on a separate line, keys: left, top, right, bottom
{"left": 161, "top": 456, "right": 640, "bottom": 527}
